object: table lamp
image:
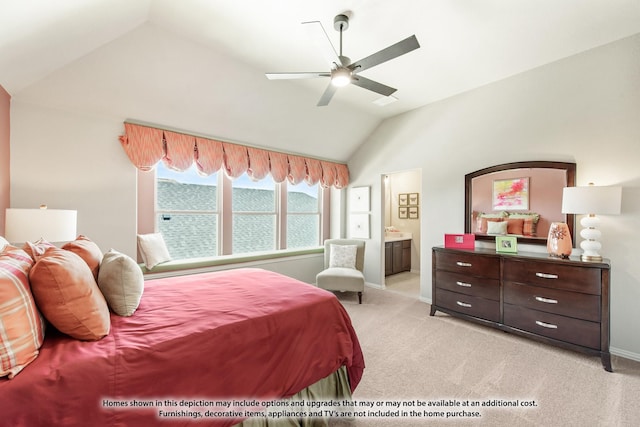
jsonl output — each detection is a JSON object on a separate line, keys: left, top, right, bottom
{"left": 5, "top": 205, "right": 77, "bottom": 244}
{"left": 561, "top": 184, "right": 622, "bottom": 262}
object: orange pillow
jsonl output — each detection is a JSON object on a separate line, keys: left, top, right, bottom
{"left": 507, "top": 218, "right": 525, "bottom": 235}
{"left": 0, "top": 246, "right": 46, "bottom": 378}
{"left": 523, "top": 218, "right": 537, "bottom": 236}
{"left": 29, "top": 247, "right": 110, "bottom": 341}
{"left": 62, "top": 235, "right": 103, "bottom": 281}
{"left": 22, "top": 239, "right": 56, "bottom": 261}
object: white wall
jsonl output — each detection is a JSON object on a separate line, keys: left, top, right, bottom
{"left": 10, "top": 103, "right": 138, "bottom": 256}
{"left": 348, "top": 34, "right": 640, "bottom": 359}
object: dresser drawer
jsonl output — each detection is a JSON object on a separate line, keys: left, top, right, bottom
{"left": 436, "top": 270, "right": 500, "bottom": 301}
{"left": 436, "top": 289, "right": 500, "bottom": 322}
{"left": 504, "top": 282, "right": 600, "bottom": 322}
{"left": 504, "top": 304, "right": 600, "bottom": 349}
{"left": 435, "top": 251, "right": 499, "bottom": 279}
{"left": 503, "top": 259, "right": 601, "bottom": 295}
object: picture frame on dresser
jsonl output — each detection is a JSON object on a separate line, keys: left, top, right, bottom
{"left": 495, "top": 236, "right": 517, "bottom": 253}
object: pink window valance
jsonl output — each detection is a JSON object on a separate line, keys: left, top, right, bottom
{"left": 194, "top": 137, "right": 224, "bottom": 176}
{"left": 119, "top": 123, "right": 349, "bottom": 188}
{"left": 269, "top": 152, "right": 289, "bottom": 183}
{"left": 163, "top": 131, "right": 196, "bottom": 172}
{"left": 305, "top": 158, "right": 323, "bottom": 186}
{"left": 118, "top": 123, "right": 164, "bottom": 171}
{"left": 334, "top": 163, "right": 349, "bottom": 189}
{"left": 222, "top": 143, "right": 249, "bottom": 179}
{"left": 320, "top": 161, "right": 337, "bottom": 189}
{"left": 287, "top": 155, "right": 307, "bottom": 185}
{"left": 246, "top": 147, "right": 271, "bottom": 181}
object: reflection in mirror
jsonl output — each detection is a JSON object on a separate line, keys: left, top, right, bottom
{"left": 465, "top": 161, "right": 576, "bottom": 246}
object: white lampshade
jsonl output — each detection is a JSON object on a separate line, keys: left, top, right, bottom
{"left": 5, "top": 207, "right": 77, "bottom": 243}
{"left": 561, "top": 185, "right": 621, "bottom": 262}
{"left": 561, "top": 186, "right": 622, "bottom": 215}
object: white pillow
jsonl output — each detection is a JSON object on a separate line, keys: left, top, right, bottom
{"left": 487, "top": 221, "right": 508, "bottom": 235}
{"left": 98, "top": 249, "right": 144, "bottom": 316}
{"left": 137, "top": 233, "right": 171, "bottom": 269}
{"left": 329, "top": 244, "right": 357, "bottom": 269}
{"left": 0, "top": 236, "right": 8, "bottom": 251}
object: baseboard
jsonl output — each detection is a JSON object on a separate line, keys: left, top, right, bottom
{"left": 419, "top": 296, "right": 432, "bottom": 305}
{"left": 611, "top": 346, "right": 640, "bottom": 363}
{"left": 365, "top": 281, "right": 384, "bottom": 290}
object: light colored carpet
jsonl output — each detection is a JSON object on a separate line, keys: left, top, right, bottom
{"left": 383, "top": 271, "right": 420, "bottom": 299}
{"left": 330, "top": 285, "right": 640, "bottom": 426}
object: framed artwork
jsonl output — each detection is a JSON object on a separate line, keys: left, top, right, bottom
{"left": 398, "top": 193, "right": 409, "bottom": 206}
{"left": 493, "top": 177, "right": 529, "bottom": 210}
{"left": 444, "top": 233, "right": 475, "bottom": 249}
{"left": 399, "top": 207, "right": 408, "bottom": 219}
{"left": 408, "top": 206, "right": 419, "bottom": 219}
{"left": 408, "top": 193, "right": 419, "bottom": 206}
{"left": 496, "top": 236, "right": 518, "bottom": 253}
{"left": 349, "top": 213, "right": 370, "bottom": 239}
{"left": 350, "top": 186, "right": 370, "bottom": 212}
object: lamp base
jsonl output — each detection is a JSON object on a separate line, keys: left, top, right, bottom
{"left": 581, "top": 254, "right": 603, "bottom": 262}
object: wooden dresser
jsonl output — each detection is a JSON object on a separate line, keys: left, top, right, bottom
{"left": 431, "top": 246, "right": 611, "bottom": 371}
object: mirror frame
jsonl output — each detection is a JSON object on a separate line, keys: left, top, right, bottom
{"left": 464, "top": 161, "right": 577, "bottom": 246}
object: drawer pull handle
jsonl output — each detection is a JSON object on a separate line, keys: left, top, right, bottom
{"left": 456, "top": 281, "right": 472, "bottom": 288}
{"left": 456, "top": 262, "right": 472, "bottom": 267}
{"left": 535, "top": 272, "right": 559, "bottom": 279}
{"left": 535, "top": 320, "right": 558, "bottom": 329}
{"left": 456, "top": 301, "right": 472, "bottom": 308}
{"left": 535, "top": 296, "right": 558, "bottom": 304}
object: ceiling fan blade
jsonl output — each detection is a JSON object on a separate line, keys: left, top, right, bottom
{"left": 317, "top": 83, "right": 338, "bottom": 106}
{"left": 352, "top": 75, "right": 397, "bottom": 97}
{"left": 349, "top": 35, "right": 420, "bottom": 73}
{"left": 265, "top": 72, "right": 330, "bottom": 80}
{"left": 302, "top": 20, "right": 342, "bottom": 66}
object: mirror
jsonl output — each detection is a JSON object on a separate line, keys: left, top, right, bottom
{"left": 465, "top": 161, "right": 576, "bottom": 246}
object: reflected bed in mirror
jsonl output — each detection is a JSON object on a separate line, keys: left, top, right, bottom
{"left": 464, "top": 161, "right": 576, "bottom": 246}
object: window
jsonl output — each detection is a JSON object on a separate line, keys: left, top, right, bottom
{"left": 154, "top": 162, "right": 325, "bottom": 260}
{"left": 232, "top": 177, "right": 277, "bottom": 254}
{"left": 156, "top": 164, "right": 218, "bottom": 259}
{"left": 287, "top": 181, "right": 320, "bottom": 249}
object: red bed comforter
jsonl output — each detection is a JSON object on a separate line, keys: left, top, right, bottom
{"left": 0, "top": 268, "right": 365, "bottom": 426}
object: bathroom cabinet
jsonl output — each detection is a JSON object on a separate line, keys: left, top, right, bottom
{"left": 385, "top": 239, "right": 411, "bottom": 276}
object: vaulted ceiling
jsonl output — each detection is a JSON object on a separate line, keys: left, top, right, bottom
{"left": 2, "top": 0, "right": 639, "bottom": 161}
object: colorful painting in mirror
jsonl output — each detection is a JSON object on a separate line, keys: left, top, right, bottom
{"left": 492, "top": 177, "right": 529, "bottom": 210}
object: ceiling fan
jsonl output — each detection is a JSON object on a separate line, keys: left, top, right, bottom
{"left": 265, "top": 13, "right": 420, "bottom": 106}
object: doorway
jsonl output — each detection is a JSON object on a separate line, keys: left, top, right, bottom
{"left": 381, "top": 169, "right": 421, "bottom": 298}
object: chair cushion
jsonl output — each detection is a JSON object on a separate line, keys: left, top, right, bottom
{"left": 316, "top": 267, "right": 365, "bottom": 292}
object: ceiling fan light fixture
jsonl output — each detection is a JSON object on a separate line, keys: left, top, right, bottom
{"left": 331, "top": 68, "right": 352, "bottom": 87}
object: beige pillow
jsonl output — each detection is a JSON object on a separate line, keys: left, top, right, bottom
{"left": 486, "top": 220, "right": 508, "bottom": 235}
{"left": 29, "top": 247, "right": 110, "bottom": 341}
{"left": 98, "top": 249, "right": 144, "bottom": 316}
{"left": 329, "top": 244, "right": 357, "bottom": 269}
{"left": 137, "top": 233, "right": 171, "bottom": 269}
{"left": 0, "top": 236, "right": 8, "bottom": 251}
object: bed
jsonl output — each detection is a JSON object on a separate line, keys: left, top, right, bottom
{"left": 0, "top": 267, "right": 365, "bottom": 427}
